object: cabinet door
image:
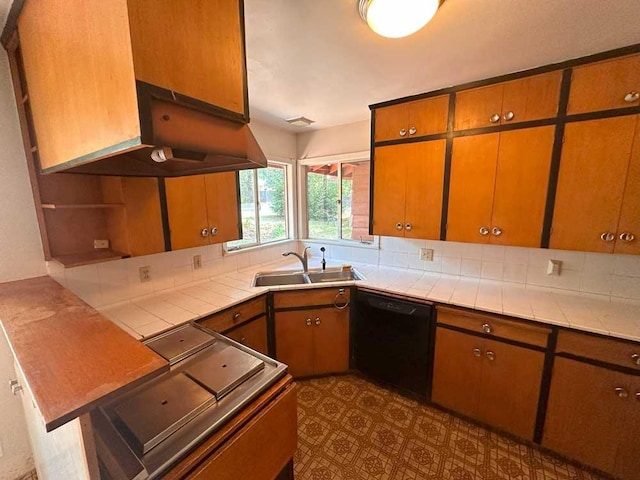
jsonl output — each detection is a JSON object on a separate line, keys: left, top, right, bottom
{"left": 543, "top": 358, "right": 630, "bottom": 474}
{"left": 490, "top": 126, "right": 554, "bottom": 247}
{"left": 615, "top": 118, "right": 640, "bottom": 255}
{"left": 476, "top": 339, "right": 545, "bottom": 440}
{"left": 313, "top": 308, "right": 350, "bottom": 375}
{"left": 165, "top": 175, "right": 210, "bottom": 250}
{"left": 454, "top": 84, "right": 504, "bottom": 130}
{"left": 374, "top": 103, "right": 409, "bottom": 142}
{"left": 225, "top": 316, "right": 268, "bottom": 356}
{"left": 128, "top": 0, "right": 246, "bottom": 117}
{"left": 404, "top": 140, "right": 446, "bottom": 239}
{"left": 372, "top": 144, "right": 408, "bottom": 236}
{"left": 613, "top": 381, "right": 640, "bottom": 480}
{"left": 431, "top": 327, "right": 484, "bottom": 419}
{"left": 500, "top": 71, "right": 561, "bottom": 124}
{"left": 550, "top": 116, "right": 637, "bottom": 252}
{"left": 275, "top": 311, "right": 314, "bottom": 377}
{"left": 407, "top": 95, "right": 449, "bottom": 138}
{"left": 204, "top": 172, "right": 241, "bottom": 244}
{"left": 568, "top": 54, "right": 640, "bottom": 115}
{"left": 447, "top": 133, "right": 499, "bottom": 243}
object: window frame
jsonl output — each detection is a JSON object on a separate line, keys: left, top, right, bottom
{"left": 225, "top": 160, "right": 294, "bottom": 252}
{"left": 299, "top": 151, "right": 378, "bottom": 246}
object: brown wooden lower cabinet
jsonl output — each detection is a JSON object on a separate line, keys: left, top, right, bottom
{"left": 224, "top": 316, "right": 268, "bottom": 355}
{"left": 275, "top": 307, "right": 349, "bottom": 377}
{"left": 431, "top": 326, "right": 545, "bottom": 440}
{"left": 542, "top": 357, "right": 640, "bottom": 479}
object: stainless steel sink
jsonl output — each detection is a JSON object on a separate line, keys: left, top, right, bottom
{"left": 252, "top": 267, "right": 363, "bottom": 287}
{"left": 252, "top": 271, "right": 310, "bottom": 287}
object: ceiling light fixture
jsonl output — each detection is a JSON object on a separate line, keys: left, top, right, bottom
{"left": 285, "top": 116, "right": 315, "bottom": 127}
{"left": 358, "top": 0, "right": 442, "bottom": 39}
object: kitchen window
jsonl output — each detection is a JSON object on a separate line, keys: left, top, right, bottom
{"left": 302, "top": 158, "right": 375, "bottom": 243}
{"left": 226, "top": 162, "right": 291, "bottom": 250}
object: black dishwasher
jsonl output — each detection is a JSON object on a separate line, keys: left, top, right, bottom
{"left": 354, "top": 291, "right": 434, "bottom": 397}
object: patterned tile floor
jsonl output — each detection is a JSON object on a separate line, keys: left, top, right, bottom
{"left": 294, "top": 375, "right": 608, "bottom": 480}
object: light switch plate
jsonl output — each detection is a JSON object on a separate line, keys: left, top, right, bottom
{"left": 420, "top": 248, "right": 434, "bottom": 261}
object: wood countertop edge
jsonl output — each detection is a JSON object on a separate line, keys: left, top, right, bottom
{"left": 0, "top": 276, "right": 169, "bottom": 432}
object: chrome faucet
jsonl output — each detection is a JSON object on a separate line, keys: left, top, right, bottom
{"left": 282, "top": 247, "right": 310, "bottom": 272}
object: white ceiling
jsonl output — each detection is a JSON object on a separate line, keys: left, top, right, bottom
{"left": 244, "top": 0, "right": 640, "bottom": 131}
{"left": 3, "top": 1, "right": 640, "bottom": 133}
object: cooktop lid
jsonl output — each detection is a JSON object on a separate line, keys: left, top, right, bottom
{"left": 112, "top": 373, "right": 214, "bottom": 456}
{"left": 145, "top": 324, "right": 215, "bottom": 364}
{"left": 186, "top": 343, "right": 265, "bottom": 400}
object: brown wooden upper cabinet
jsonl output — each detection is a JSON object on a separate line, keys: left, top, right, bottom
{"left": 374, "top": 95, "right": 449, "bottom": 142}
{"left": 447, "top": 126, "right": 555, "bottom": 247}
{"left": 372, "top": 140, "right": 446, "bottom": 239}
{"left": 454, "top": 71, "right": 562, "bottom": 130}
{"left": 550, "top": 115, "right": 640, "bottom": 254}
{"left": 165, "top": 173, "right": 241, "bottom": 250}
{"left": 568, "top": 54, "right": 640, "bottom": 114}
{"left": 17, "top": 0, "right": 247, "bottom": 172}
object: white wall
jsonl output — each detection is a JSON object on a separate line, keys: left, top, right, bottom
{"left": 0, "top": 47, "right": 44, "bottom": 478}
{"left": 296, "top": 119, "right": 370, "bottom": 159}
{"left": 249, "top": 119, "right": 297, "bottom": 161}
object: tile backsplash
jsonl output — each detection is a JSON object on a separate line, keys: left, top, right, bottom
{"left": 303, "top": 237, "right": 640, "bottom": 301}
{"left": 50, "top": 237, "right": 640, "bottom": 309}
{"left": 47, "top": 240, "right": 299, "bottom": 308}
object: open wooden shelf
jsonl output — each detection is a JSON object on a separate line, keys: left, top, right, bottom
{"left": 41, "top": 203, "right": 125, "bottom": 210}
{"left": 52, "top": 249, "right": 130, "bottom": 268}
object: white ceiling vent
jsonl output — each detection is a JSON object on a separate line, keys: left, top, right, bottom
{"left": 285, "top": 116, "right": 315, "bottom": 127}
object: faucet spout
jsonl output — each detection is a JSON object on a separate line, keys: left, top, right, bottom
{"left": 282, "top": 247, "right": 310, "bottom": 272}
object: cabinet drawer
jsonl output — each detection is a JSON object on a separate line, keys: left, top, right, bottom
{"left": 199, "top": 295, "right": 266, "bottom": 333}
{"left": 436, "top": 306, "right": 550, "bottom": 348}
{"left": 556, "top": 330, "right": 640, "bottom": 371}
{"left": 274, "top": 287, "right": 350, "bottom": 309}
{"left": 188, "top": 384, "right": 297, "bottom": 480}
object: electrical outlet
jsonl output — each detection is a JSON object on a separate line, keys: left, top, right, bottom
{"left": 93, "top": 239, "right": 109, "bottom": 249}
{"left": 193, "top": 255, "right": 202, "bottom": 270}
{"left": 420, "top": 248, "right": 434, "bottom": 261}
{"left": 139, "top": 266, "right": 151, "bottom": 283}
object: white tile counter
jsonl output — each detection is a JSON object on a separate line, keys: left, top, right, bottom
{"left": 99, "top": 258, "right": 640, "bottom": 343}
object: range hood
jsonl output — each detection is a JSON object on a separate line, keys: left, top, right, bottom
{"left": 61, "top": 89, "right": 267, "bottom": 178}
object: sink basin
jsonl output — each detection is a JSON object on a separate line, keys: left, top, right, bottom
{"left": 307, "top": 269, "right": 364, "bottom": 283}
{"left": 252, "top": 267, "right": 363, "bottom": 287}
{"left": 253, "top": 272, "right": 310, "bottom": 287}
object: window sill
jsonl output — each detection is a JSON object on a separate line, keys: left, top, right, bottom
{"left": 223, "top": 238, "right": 295, "bottom": 256}
{"left": 301, "top": 238, "right": 380, "bottom": 250}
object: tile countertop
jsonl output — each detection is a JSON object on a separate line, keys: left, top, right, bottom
{"left": 99, "top": 258, "right": 640, "bottom": 343}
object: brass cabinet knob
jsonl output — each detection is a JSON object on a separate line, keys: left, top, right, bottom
{"left": 395, "top": 222, "right": 404, "bottom": 231}
{"left": 489, "top": 113, "right": 500, "bottom": 123}
{"left": 233, "top": 312, "right": 241, "bottom": 322}
{"left": 315, "top": 317, "right": 321, "bottom": 326}
{"left": 409, "top": 126, "right": 417, "bottom": 135}
{"left": 201, "top": 228, "right": 210, "bottom": 237}
{"left": 472, "top": 348, "right": 482, "bottom": 357}
{"left": 632, "top": 353, "right": 640, "bottom": 366}
{"left": 619, "top": 232, "right": 636, "bottom": 242}
{"left": 482, "top": 323, "right": 492, "bottom": 334}
{"left": 503, "top": 111, "right": 515, "bottom": 121}
{"left": 405, "top": 223, "right": 412, "bottom": 232}
{"left": 479, "top": 227, "right": 489, "bottom": 236}
{"left": 636, "top": 392, "right": 640, "bottom": 401}
{"left": 485, "top": 351, "right": 496, "bottom": 361}
{"left": 624, "top": 91, "right": 640, "bottom": 103}
{"left": 615, "top": 387, "right": 629, "bottom": 399}
{"left": 399, "top": 128, "right": 407, "bottom": 137}
{"left": 210, "top": 226, "right": 218, "bottom": 235}
{"left": 306, "top": 318, "right": 312, "bottom": 326}
{"left": 491, "top": 226, "right": 503, "bottom": 236}
{"left": 600, "top": 232, "right": 616, "bottom": 242}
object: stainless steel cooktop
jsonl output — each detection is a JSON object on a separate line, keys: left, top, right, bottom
{"left": 92, "top": 323, "right": 287, "bottom": 479}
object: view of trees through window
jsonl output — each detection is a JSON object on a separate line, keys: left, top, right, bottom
{"left": 306, "top": 161, "right": 373, "bottom": 242}
{"left": 227, "top": 164, "right": 288, "bottom": 249}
